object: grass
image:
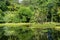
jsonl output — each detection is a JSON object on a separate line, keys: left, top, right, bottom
{"left": 0, "top": 22, "right": 60, "bottom": 30}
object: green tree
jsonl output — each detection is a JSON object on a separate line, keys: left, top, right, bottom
{"left": 0, "top": 0, "right": 8, "bottom": 11}
{"left": 18, "top": 6, "right": 34, "bottom": 22}
{"left": 0, "top": 9, "right": 4, "bottom": 23}
{"left": 3, "top": 11, "right": 20, "bottom": 23}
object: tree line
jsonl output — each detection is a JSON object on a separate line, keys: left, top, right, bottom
{"left": 0, "top": 0, "right": 60, "bottom": 23}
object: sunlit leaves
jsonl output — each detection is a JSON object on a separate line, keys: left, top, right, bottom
{"left": 3, "top": 11, "right": 20, "bottom": 23}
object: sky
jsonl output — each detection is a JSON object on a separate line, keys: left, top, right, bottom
{"left": 19, "top": 0, "right": 23, "bottom": 3}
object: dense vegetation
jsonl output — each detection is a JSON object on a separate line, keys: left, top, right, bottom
{"left": 0, "top": 0, "right": 60, "bottom": 23}
{"left": 0, "top": 0, "right": 60, "bottom": 40}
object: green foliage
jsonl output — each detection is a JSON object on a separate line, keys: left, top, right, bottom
{"left": 18, "top": 6, "right": 34, "bottom": 22}
{"left": 0, "top": 10, "right": 4, "bottom": 23}
{"left": 0, "top": 0, "right": 8, "bottom": 11}
{"left": 0, "top": 23, "right": 59, "bottom": 40}
{"left": 0, "top": 10, "right": 3, "bottom": 19}
{"left": 22, "top": 0, "right": 60, "bottom": 22}
{"left": 0, "top": 0, "right": 60, "bottom": 23}
{"left": 3, "top": 11, "right": 20, "bottom": 23}
{"left": 0, "top": 0, "right": 60, "bottom": 40}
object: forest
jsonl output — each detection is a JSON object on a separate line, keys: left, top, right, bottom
{"left": 0, "top": 0, "right": 60, "bottom": 40}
